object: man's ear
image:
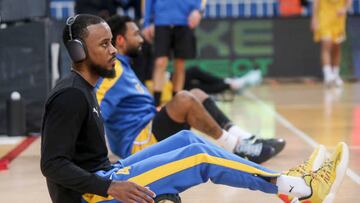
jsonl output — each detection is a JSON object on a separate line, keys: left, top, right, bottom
{"left": 115, "top": 35, "right": 125, "bottom": 46}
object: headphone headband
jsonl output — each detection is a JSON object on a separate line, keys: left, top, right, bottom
{"left": 66, "top": 15, "right": 79, "bottom": 41}
{"left": 64, "top": 15, "right": 87, "bottom": 63}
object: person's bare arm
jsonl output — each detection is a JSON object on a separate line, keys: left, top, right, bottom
{"left": 338, "top": 0, "right": 353, "bottom": 16}
{"left": 311, "top": 0, "right": 319, "bottom": 32}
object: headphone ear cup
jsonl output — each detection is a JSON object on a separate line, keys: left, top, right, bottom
{"left": 66, "top": 39, "right": 87, "bottom": 63}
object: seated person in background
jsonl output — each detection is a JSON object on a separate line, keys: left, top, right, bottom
{"left": 132, "top": 41, "right": 262, "bottom": 97}
{"left": 96, "top": 15, "right": 286, "bottom": 164}
{"left": 184, "top": 65, "right": 262, "bottom": 94}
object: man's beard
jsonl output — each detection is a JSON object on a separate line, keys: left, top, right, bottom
{"left": 126, "top": 45, "right": 141, "bottom": 58}
{"left": 88, "top": 59, "right": 115, "bottom": 79}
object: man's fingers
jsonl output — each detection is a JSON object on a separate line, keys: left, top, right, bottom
{"left": 137, "top": 185, "right": 156, "bottom": 198}
{"left": 135, "top": 188, "right": 155, "bottom": 203}
{"left": 129, "top": 194, "right": 147, "bottom": 203}
{"left": 130, "top": 191, "right": 154, "bottom": 203}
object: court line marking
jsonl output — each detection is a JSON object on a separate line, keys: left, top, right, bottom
{"left": 0, "top": 136, "right": 24, "bottom": 145}
{"left": 244, "top": 90, "right": 360, "bottom": 185}
{"left": 0, "top": 136, "right": 38, "bottom": 171}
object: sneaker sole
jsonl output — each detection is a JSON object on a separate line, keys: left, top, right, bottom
{"left": 323, "top": 142, "right": 349, "bottom": 203}
{"left": 323, "top": 193, "right": 335, "bottom": 203}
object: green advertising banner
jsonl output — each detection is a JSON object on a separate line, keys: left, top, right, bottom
{"left": 173, "top": 17, "right": 360, "bottom": 79}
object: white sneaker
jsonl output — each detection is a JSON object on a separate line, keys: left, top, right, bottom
{"left": 243, "top": 70, "right": 262, "bottom": 86}
{"left": 324, "top": 74, "right": 335, "bottom": 87}
{"left": 226, "top": 78, "right": 245, "bottom": 90}
{"left": 334, "top": 76, "right": 344, "bottom": 87}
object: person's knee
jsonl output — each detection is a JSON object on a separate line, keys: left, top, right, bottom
{"left": 321, "top": 40, "right": 332, "bottom": 50}
{"left": 173, "top": 91, "right": 197, "bottom": 108}
{"left": 174, "top": 130, "right": 201, "bottom": 143}
{"left": 186, "top": 143, "right": 210, "bottom": 155}
{"left": 189, "top": 88, "right": 209, "bottom": 102}
{"left": 155, "top": 57, "right": 168, "bottom": 69}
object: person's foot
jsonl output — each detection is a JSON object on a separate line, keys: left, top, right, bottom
{"left": 324, "top": 74, "right": 335, "bottom": 88}
{"left": 278, "top": 145, "right": 327, "bottom": 203}
{"left": 233, "top": 140, "right": 276, "bottom": 164}
{"left": 225, "top": 78, "right": 245, "bottom": 91}
{"left": 246, "top": 135, "right": 286, "bottom": 156}
{"left": 334, "top": 76, "right": 344, "bottom": 87}
{"left": 243, "top": 69, "right": 263, "bottom": 86}
{"left": 300, "top": 142, "right": 349, "bottom": 203}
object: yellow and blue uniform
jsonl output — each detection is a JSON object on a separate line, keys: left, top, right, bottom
{"left": 314, "top": 0, "right": 348, "bottom": 43}
{"left": 96, "top": 54, "right": 157, "bottom": 158}
{"left": 82, "top": 130, "right": 280, "bottom": 203}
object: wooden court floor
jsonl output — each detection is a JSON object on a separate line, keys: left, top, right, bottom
{"left": 0, "top": 83, "right": 359, "bottom": 202}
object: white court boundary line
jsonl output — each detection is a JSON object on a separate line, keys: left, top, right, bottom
{"left": 244, "top": 90, "right": 360, "bottom": 185}
{"left": 0, "top": 136, "right": 23, "bottom": 145}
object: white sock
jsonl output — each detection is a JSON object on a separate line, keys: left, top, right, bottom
{"left": 224, "top": 78, "right": 232, "bottom": 85}
{"left": 333, "top": 66, "right": 340, "bottom": 77}
{"left": 228, "top": 125, "right": 252, "bottom": 140}
{"left": 323, "top": 65, "right": 333, "bottom": 81}
{"left": 217, "top": 130, "right": 238, "bottom": 152}
{"left": 276, "top": 175, "right": 311, "bottom": 198}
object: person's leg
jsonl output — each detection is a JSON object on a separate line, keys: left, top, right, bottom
{"left": 172, "top": 26, "right": 196, "bottom": 94}
{"left": 83, "top": 139, "right": 350, "bottom": 203}
{"left": 153, "top": 26, "right": 172, "bottom": 106}
{"left": 187, "top": 66, "right": 227, "bottom": 85}
{"left": 321, "top": 39, "right": 334, "bottom": 86}
{"left": 164, "top": 91, "right": 224, "bottom": 141}
{"left": 125, "top": 142, "right": 281, "bottom": 195}
{"left": 185, "top": 66, "right": 231, "bottom": 93}
{"left": 153, "top": 57, "right": 169, "bottom": 106}
{"left": 172, "top": 58, "right": 186, "bottom": 93}
{"left": 189, "top": 88, "right": 286, "bottom": 155}
{"left": 85, "top": 141, "right": 279, "bottom": 203}
{"left": 189, "top": 88, "right": 233, "bottom": 130}
{"left": 122, "top": 130, "right": 221, "bottom": 166}
{"left": 331, "top": 42, "right": 343, "bottom": 86}
{"left": 158, "top": 92, "right": 276, "bottom": 163}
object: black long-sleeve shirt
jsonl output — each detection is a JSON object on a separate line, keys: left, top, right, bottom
{"left": 41, "top": 71, "right": 112, "bottom": 203}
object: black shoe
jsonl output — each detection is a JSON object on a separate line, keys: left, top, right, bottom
{"left": 154, "top": 194, "right": 182, "bottom": 203}
{"left": 234, "top": 140, "right": 276, "bottom": 164}
{"left": 247, "top": 135, "right": 286, "bottom": 155}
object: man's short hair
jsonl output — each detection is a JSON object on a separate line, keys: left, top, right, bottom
{"left": 62, "top": 14, "right": 106, "bottom": 45}
{"left": 106, "top": 15, "right": 133, "bottom": 44}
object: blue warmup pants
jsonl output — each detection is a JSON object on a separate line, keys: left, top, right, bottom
{"left": 82, "top": 130, "right": 280, "bottom": 203}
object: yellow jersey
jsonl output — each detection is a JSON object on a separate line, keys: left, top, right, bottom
{"left": 314, "top": 0, "right": 347, "bottom": 43}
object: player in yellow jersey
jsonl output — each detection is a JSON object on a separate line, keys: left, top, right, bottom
{"left": 312, "top": 0, "right": 352, "bottom": 86}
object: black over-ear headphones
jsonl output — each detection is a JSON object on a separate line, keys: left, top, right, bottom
{"left": 65, "top": 15, "right": 87, "bottom": 63}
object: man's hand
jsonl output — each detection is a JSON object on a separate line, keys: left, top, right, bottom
{"left": 107, "top": 181, "right": 156, "bottom": 203}
{"left": 188, "top": 10, "right": 202, "bottom": 29}
{"left": 142, "top": 25, "right": 155, "bottom": 43}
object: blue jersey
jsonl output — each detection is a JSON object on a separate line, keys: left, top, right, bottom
{"left": 96, "top": 54, "right": 157, "bottom": 158}
{"left": 144, "top": 0, "right": 206, "bottom": 27}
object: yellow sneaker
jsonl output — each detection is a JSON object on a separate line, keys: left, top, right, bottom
{"left": 300, "top": 142, "right": 349, "bottom": 203}
{"left": 278, "top": 145, "right": 327, "bottom": 203}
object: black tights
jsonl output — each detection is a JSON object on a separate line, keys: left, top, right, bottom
{"left": 184, "top": 66, "right": 230, "bottom": 94}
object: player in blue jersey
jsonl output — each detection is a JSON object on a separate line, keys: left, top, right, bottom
{"left": 96, "top": 15, "right": 286, "bottom": 164}
{"left": 142, "top": 0, "right": 206, "bottom": 106}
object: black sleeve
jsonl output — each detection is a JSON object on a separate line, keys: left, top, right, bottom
{"left": 40, "top": 88, "right": 112, "bottom": 196}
